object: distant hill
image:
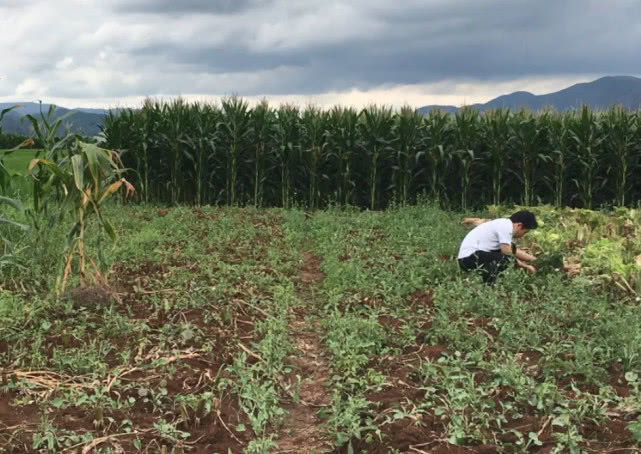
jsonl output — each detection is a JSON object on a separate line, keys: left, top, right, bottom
{"left": 3, "top": 76, "right": 641, "bottom": 136}
{"left": 0, "top": 102, "right": 111, "bottom": 137}
{"left": 417, "top": 75, "right": 641, "bottom": 115}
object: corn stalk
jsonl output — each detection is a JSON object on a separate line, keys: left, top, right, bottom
{"left": 301, "top": 106, "right": 328, "bottom": 210}
{"left": 359, "top": 105, "right": 395, "bottom": 210}
{"left": 24, "top": 104, "right": 74, "bottom": 162}
{"left": 508, "top": 110, "right": 546, "bottom": 206}
{"left": 137, "top": 101, "right": 161, "bottom": 204}
{"left": 601, "top": 106, "right": 638, "bottom": 207}
{"left": 568, "top": 106, "right": 605, "bottom": 209}
{"left": 29, "top": 142, "right": 134, "bottom": 295}
{"left": 541, "top": 112, "right": 570, "bottom": 207}
{"left": 421, "top": 110, "right": 452, "bottom": 204}
{"left": 481, "top": 109, "right": 510, "bottom": 205}
{"left": 249, "top": 100, "right": 275, "bottom": 208}
{"left": 454, "top": 108, "right": 480, "bottom": 211}
{"left": 160, "top": 99, "right": 190, "bottom": 205}
{"left": 274, "top": 105, "right": 300, "bottom": 208}
{"left": 220, "top": 97, "right": 251, "bottom": 206}
{"left": 326, "top": 106, "right": 358, "bottom": 207}
{"left": 181, "top": 104, "right": 219, "bottom": 206}
{"left": 24, "top": 105, "right": 76, "bottom": 213}
{"left": 393, "top": 106, "right": 423, "bottom": 206}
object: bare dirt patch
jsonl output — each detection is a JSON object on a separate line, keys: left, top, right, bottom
{"left": 274, "top": 252, "right": 332, "bottom": 453}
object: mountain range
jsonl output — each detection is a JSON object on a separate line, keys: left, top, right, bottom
{"left": 0, "top": 102, "right": 112, "bottom": 137}
{"left": 1, "top": 75, "right": 641, "bottom": 136}
{"left": 417, "top": 75, "right": 641, "bottom": 115}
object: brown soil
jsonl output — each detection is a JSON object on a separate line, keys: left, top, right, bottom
{"left": 408, "top": 289, "right": 435, "bottom": 309}
{"left": 65, "top": 284, "right": 112, "bottom": 307}
{"left": 336, "top": 288, "right": 641, "bottom": 454}
{"left": 0, "top": 249, "right": 254, "bottom": 454}
{"left": 274, "top": 252, "right": 332, "bottom": 453}
{"left": 4, "top": 210, "right": 640, "bottom": 454}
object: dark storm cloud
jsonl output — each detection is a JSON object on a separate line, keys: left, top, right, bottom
{"left": 133, "top": 42, "right": 309, "bottom": 73}
{"left": 4, "top": 0, "right": 640, "bottom": 103}
{"left": 113, "top": 0, "right": 641, "bottom": 95}
{"left": 112, "top": 0, "right": 269, "bottom": 15}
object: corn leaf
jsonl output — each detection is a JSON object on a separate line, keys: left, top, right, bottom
{"left": 0, "top": 195, "right": 25, "bottom": 212}
{"left": 28, "top": 159, "right": 70, "bottom": 183}
{"left": 0, "top": 217, "right": 29, "bottom": 231}
{"left": 71, "top": 154, "right": 84, "bottom": 191}
{"left": 102, "top": 217, "right": 117, "bottom": 241}
{"left": 80, "top": 142, "right": 102, "bottom": 193}
{"left": 98, "top": 180, "right": 123, "bottom": 205}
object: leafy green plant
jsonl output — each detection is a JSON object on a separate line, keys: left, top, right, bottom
{"left": 29, "top": 141, "right": 134, "bottom": 294}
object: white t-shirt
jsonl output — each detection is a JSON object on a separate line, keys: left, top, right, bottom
{"left": 457, "top": 218, "right": 513, "bottom": 259}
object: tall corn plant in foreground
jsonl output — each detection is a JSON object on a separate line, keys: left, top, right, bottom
{"left": 29, "top": 142, "right": 134, "bottom": 295}
{"left": 25, "top": 105, "right": 76, "bottom": 214}
{"left": 601, "top": 106, "right": 638, "bottom": 207}
{"left": 568, "top": 106, "right": 605, "bottom": 209}
{"left": 220, "top": 97, "right": 251, "bottom": 206}
{"left": 24, "top": 104, "right": 75, "bottom": 162}
{"left": 422, "top": 110, "right": 452, "bottom": 204}
{"left": 393, "top": 106, "right": 423, "bottom": 206}
{"left": 359, "top": 105, "right": 395, "bottom": 210}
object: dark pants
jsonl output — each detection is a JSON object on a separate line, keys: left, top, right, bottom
{"left": 458, "top": 250, "right": 512, "bottom": 284}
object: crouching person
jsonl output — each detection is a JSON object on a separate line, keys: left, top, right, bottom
{"left": 457, "top": 210, "right": 538, "bottom": 284}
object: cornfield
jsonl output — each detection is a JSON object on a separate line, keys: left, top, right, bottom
{"left": 101, "top": 99, "right": 641, "bottom": 209}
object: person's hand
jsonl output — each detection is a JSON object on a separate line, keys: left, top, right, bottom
{"left": 516, "top": 259, "right": 537, "bottom": 274}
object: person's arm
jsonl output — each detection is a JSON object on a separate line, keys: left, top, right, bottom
{"left": 499, "top": 243, "right": 537, "bottom": 273}
{"left": 514, "top": 248, "right": 536, "bottom": 262}
{"left": 516, "top": 258, "right": 537, "bottom": 274}
{"left": 499, "top": 243, "right": 536, "bottom": 261}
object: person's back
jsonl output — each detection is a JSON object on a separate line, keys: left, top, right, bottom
{"left": 458, "top": 218, "right": 513, "bottom": 260}
{"left": 457, "top": 211, "right": 538, "bottom": 284}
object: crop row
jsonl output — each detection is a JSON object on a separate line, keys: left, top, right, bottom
{"left": 101, "top": 99, "right": 641, "bottom": 209}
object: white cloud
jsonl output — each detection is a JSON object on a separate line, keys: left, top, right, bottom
{"left": 0, "top": 0, "right": 639, "bottom": 108}
{"left": 15, "top": 78, "right": 49, "bottom": 98}
{"left": 55, "top": 57, "right": 74, "bottom": 70}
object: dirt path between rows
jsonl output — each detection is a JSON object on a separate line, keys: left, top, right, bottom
{"left": 274, "top": 252, "right": 331, "bottom": 453}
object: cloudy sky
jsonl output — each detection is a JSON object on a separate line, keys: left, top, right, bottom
{"left": 1, "top": 0, "right": 639, "bottom": 109}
